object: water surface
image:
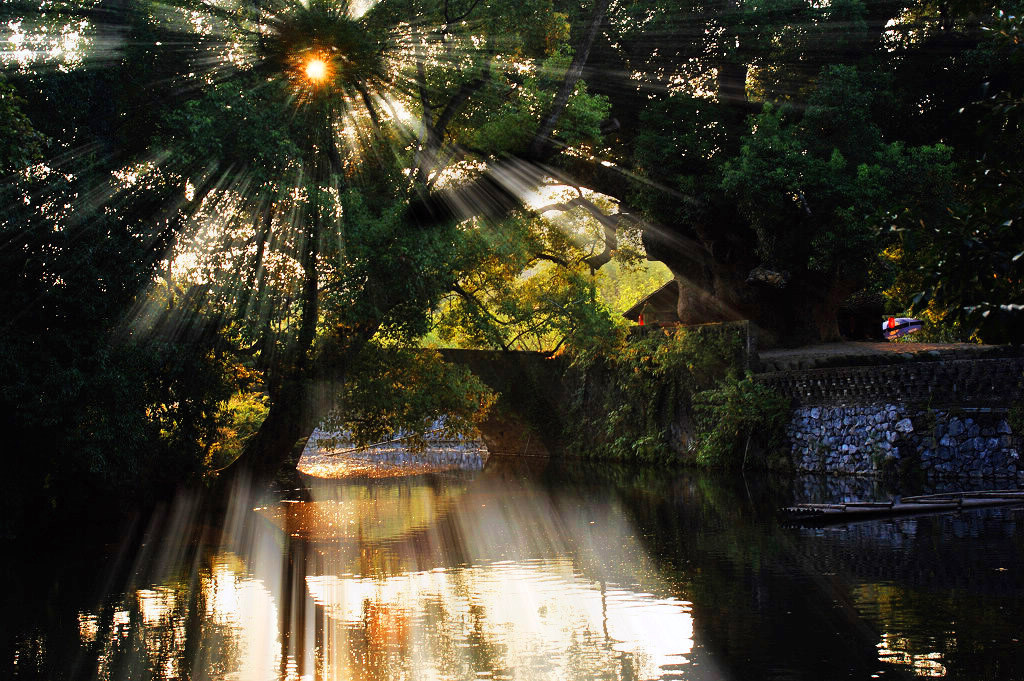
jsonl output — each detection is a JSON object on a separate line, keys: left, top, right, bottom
{"left": 4, "top": 461, "right": 1024, "bottom": 680}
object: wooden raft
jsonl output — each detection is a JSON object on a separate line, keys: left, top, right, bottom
{"left": 783, "top": 490, "right": 1024, "bottom": 525}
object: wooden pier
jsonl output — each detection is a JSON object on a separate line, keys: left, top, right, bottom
{"left": 783, "top": 490, "right": 1024, "bottom": 525}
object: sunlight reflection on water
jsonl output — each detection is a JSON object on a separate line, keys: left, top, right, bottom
{"left": 304, "top": 560, "right": 692, "bottom": 681}
{"left": 78, "top": 469, "right": 697, "bottom": 680}
{"left": 15, "top": 467, "right": 1024, "bottom": 680}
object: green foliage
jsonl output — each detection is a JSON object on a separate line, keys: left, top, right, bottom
{"left": 0, "top": 91, "right": 235, "bottom": 519}
{"left": 466, "top": 52, "right": 611, "bottom": 156}
{"left": 437, "top": 261, "right": 620, "bottom": 354}
{"left": 564, "top": 323, "right": 790, "bottom": 468}
{"left": 691, "top": 373, "right": 791, "bottom": 469}
{"left": 0, "top": 75, "right": 47, "bottom": 172}
{"left": 886, "top": 7, "right": 1024, "bottom": 343}
{"left": 320, "top": 345, "right": 496, "bottom": 451}
{"left": 156, "top": 79, "right": 304, "bottom": 182}
{"left": 633, "top": 94, "right": 731, "bottom": 229}
{"left": 431, "top": 208, "right": 623, "bottom": 355}
{"left": 565, "top": 324, "right": 749, "bottom": 461}
{"left": 209, "top": 390, "right": 270, "bottom": 471}
{"left": 721, "top": 66, "right": 955, "bottom": 278}
{"left": 595, "top": 259, "right": 673, "bottom": 317}
{"left": 623, "top": 0, "right": 1020, "bottom": 344}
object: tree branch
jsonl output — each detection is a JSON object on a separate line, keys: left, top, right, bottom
{"left": 354, "top": 83, "right": 382, "bottom": 132}
{"left": 434, "top": 58, "right": 493, "bottom": 138}
{"left": 504, "top": 311, "right": 559, "bottom": 349}
{"left": 531, "top": 252, "right": 571, "bottom": 267}
{"left": 444, "top": 0, "right": 484, "bottom": 24}
{"left": 416, "top": 58, "right": 436, "bottom": 132}
{"left": 543, "top": 333, "right": 570, "bottom": 357}
{"left": 451, "top": 283, "right": 514, "bottom": 350}
{"left": 535, "top": 195, "right": 622, "bottom": 272}
{"left": 584, "top": 218, "right": 618, "bottom": 272}
{"left": 526, "top": 0, "right": 611, "bottom": 161}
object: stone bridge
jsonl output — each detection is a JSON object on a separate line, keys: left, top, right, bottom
{"left": 438, "top": 349, "right": 567, "bottom": 457}
{"left": 300, "top": 339, "right": 1024, "bottom": 475}
{"left": 296, "top": 349, "right": 568, "bottom": 467}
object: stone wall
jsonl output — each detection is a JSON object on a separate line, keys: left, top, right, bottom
{"left": 760, "top": 355, "right": 1024, "bottom": 479}
{"left": 787, "top": 404, "right": 1020, "bottom": 480}
{"left": 758, "top": 357, "right": 1024, "bottom": 408}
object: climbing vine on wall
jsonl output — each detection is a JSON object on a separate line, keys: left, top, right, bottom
{"left": 564, "top": 323, "right": 787, "bottom": 465}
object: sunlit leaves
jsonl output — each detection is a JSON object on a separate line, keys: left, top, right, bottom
{"left": 429, "top": 207, "right": 621, "bottom": 354}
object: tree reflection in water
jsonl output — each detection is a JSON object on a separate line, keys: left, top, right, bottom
{"left": 5, "top": 463, "right": 1024, "bottom": 680}
{"left": 32, "top": 468, "right": 698, "bottom": 680}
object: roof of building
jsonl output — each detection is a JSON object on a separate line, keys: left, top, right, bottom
{"left": 622, "top": 279, "right": 678, "bottom": 321}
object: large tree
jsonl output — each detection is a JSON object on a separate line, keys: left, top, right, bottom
{"left": 2, "top": 0, "right": 1018, "bottom": 487}
{"left": 0, "top": 0, "right": 626, "bottom": 480}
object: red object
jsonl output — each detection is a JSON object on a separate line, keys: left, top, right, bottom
{"left": 638, "top": 313, "right": 645, "bottom": 326}
{"left": 888, "top": 317, "right": 895, "bottom": 329}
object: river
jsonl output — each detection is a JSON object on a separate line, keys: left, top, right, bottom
{"left": 3, "top": 459, "right": 1023, "bottom": 680}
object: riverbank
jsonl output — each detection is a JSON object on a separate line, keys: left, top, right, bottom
{"left": 752, "top": 342, "right": 1024, "bottom": 480}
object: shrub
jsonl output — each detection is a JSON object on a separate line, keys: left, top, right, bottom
{"left": 565, "top": 323, "right": 752, "bottom": 461}
{"left": 692, "top": 372, "right": 791, "bottom": 469}
{"left": 208, "top": 391, "right": 270, "bottom": 471}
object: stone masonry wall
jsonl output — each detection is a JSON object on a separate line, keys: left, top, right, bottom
{"left": 758, "top": 357, "right": 1024, "bottom": 408}
{"left": 786, "top": 404, "right": 1020, "bottom": 480}
{"left": 759, "top": 355, "right": 1024, "bottom": 479}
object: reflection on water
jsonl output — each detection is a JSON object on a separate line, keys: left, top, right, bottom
{"left": 876, "top": 632, "right": 947, "bottom": 678}
{"left": 5, "top": 463, "right": 1024, "bottom": 680}
{"left": 305, "top": 561, "right": 692, "bottom": 680}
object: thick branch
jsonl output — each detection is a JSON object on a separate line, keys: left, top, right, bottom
{"left": 408, "top": 156, "right": 545, "bottom": 227}
{"left": 415, "top": 58, "right": 439, "bottom": 184}
{"left": 416, "top": 59, "right": 436, "bottom": 132}
{"left": 444, "top": 0, "right": 484, "bottom": 23}
{"left": 451, "top": 283, "right": 513, "bottom": 351}
{"left": 415, "top": 59, "right": 493, "bottom": 188}
{"left": 295, "top": 211, "right": 320, "bottom": 372}
{"left": 354, "top": 83, "right": 382, "bottom": 132}
{"left": 531, "top": 252, "right": 570, "bottom": 267}
{"left": 536, "top": 195, "right": 622, "bottom": 271}
{"left": 526, "top": 0, "right": 612, "bottom": 160}
{"left": 537, "top": 195, "right": 619, "bottom": 230}
{"left": 585, "top": 218, "right": 619, "bottom": 272}
{"left": 504, "top": 311, "right": 559, "bottom": 349}
{"left": 237, "top": 200, "right": 273, "bottom": 321}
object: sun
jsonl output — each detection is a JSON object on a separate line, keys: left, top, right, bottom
{"left": 305, "top": 57, "right": 329, "bottom": 83}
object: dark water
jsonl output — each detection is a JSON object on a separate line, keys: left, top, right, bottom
{"left": 4, "top": 460, "right": 1024, "bottom": 681}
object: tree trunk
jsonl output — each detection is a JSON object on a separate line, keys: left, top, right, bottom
{"left": 643, "top": 224, "right": 851, "bottom": 346}
{"left": 717, "top": 61, "right": 749, "bottom": 107}
{"left": 229, "top": 376, "right": 336, "bottom": 480}
{"left": 220, "top": 172, "right": 326, "bottom": 484}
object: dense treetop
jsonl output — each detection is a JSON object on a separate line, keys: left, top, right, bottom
{"left": 0, "top": 0, "right": 1020, "bottom": 511}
